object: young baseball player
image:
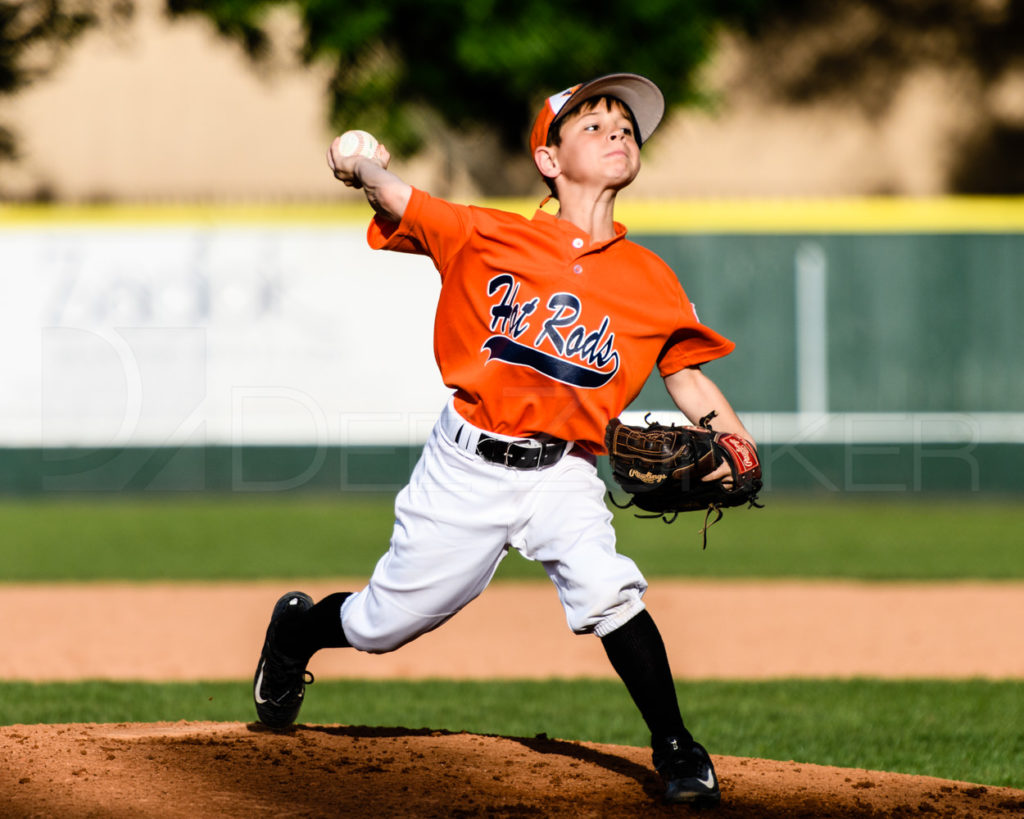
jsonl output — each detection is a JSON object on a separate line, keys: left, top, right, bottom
{"left": 254, "top": 73, "right": 755, "bottom": 806}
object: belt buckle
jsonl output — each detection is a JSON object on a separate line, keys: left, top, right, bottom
{"left": 507, "top": 438, "right": 542, "bottom": 469}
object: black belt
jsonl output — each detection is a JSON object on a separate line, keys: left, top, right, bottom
{"left": 475, "top": 434, "right": 570, "bottom": 470}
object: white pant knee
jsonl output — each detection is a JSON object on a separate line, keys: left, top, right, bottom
{"left": 340, "top": 588, "right": 453, "bottom": 654}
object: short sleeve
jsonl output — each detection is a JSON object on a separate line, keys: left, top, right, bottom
{"left": 656, "top": 297, "right": 735, "bottom": 375}
{"left": 366, "top": 187, "right": 472, "bottom": 273}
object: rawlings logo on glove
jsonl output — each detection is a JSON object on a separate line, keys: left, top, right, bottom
{"left": 604, "top": 411, "right": 763, "bottom": 548}
{"left": 629, "top": 468, "right": 668, "bottom": 485}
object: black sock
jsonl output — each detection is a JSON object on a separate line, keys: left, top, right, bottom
{"left": 277, "top": 592, "right": 351, "bottom": 661}
{"left": 601, "top": 608, "right": 692, "bottom": 747}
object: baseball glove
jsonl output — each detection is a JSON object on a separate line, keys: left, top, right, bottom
{"left": 604, "top": 411, "right": 763, "bottom": 547}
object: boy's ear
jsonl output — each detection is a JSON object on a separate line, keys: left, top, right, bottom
{"left": 534, "top": 145, "right": 560, "bottom": 181}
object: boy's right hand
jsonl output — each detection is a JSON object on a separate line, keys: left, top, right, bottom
{"left": 326, "top": 136, "right": 410, "bottom": 223}
{"left": 327, "top": 138, "right": 391, "bottom": 189}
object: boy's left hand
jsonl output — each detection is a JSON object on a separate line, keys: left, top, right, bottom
{"left": 702, "top": 459, "right": 735, "bottom": 488}
{"left": 605, "top": 417, "right": 763, "bottom": 537}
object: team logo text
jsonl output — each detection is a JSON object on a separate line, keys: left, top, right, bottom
{"left": 483, "top": 274, "right": 620, "bottom": 388}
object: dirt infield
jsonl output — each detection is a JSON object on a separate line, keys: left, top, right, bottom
{"left": 4, "top": 722, "right": 1024, "bottom": 818}
{"left": 5, "top": 580, "right": 1024, "bottom": 681}
{"left": 3, "top": 580, "right": 1023, "bottom": 816}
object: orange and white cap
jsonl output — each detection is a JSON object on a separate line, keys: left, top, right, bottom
{"left": 529, "top": 73, "right": 665, "bottom": 155}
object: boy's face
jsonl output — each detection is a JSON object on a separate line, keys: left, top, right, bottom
{"left": 540, "top": 98, "right": 641, "bottom": 194}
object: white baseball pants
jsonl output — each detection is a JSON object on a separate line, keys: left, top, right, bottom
{"left": 340, "top": 399, "right": 648, "bottom": 653}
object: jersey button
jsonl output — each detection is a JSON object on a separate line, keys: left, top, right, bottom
{"left": 572, "top": 264, "right": 583, "bottom": 274}
{"left": 571, "top": 238, "right": 584, "bottom": 249}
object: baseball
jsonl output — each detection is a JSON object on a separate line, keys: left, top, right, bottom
{"left": 336, "top": 129, "right": 379, "bottom": 160}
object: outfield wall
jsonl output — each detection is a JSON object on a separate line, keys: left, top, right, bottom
{"left": 2, "top": 199, "right": 1021, "bottom": 494}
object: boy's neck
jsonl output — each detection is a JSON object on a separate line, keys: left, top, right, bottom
{"left": 554, "top": 188, "right": 619, "bottom": 243}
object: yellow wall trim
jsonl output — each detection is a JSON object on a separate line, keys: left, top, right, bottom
{"left": 3, "top": 197, "right": 1024, "bottom": 232}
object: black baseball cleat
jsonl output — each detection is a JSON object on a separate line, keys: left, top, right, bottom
{"left": 253, "top": 591, "right": 315, "bottom": 730}
{"left": 652, "top": 737, "right": 721, "bottom": 806}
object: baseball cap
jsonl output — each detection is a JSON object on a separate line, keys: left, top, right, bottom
{"left": 529, "top": 73, "right": 665, "bottom": 155}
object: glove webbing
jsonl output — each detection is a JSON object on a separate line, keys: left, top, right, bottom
{"left": 608, "top": 411, "right": 724, "bottom": 546}
{"left": 698, "top": 505, "right": 724, "bottom": 550}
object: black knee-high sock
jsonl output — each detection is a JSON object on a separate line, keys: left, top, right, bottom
{"left": 601, "top": 609, "right": 692, "bottom": 746}
{"left": 277, "top": 592, "right": 351, "bottom": 661}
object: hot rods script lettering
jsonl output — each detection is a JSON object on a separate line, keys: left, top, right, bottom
{"left": 482, "top": 273, "right": 620, "bottom": 388}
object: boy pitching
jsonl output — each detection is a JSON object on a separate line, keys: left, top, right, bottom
{"left": 253, "top": 73, "right": 755, "bottom": 806}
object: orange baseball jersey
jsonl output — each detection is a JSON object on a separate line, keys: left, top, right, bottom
{"left": 367, "top": 188, "right": 735, "bottom": 452}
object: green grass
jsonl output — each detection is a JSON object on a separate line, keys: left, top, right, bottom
{"left": 3, "top": 494, "right": 1021, "bottom": 791}
{"left": 1, "top": 679, "right": 1021, "bottom": 789}
{"left": 0, "top": 494, "right": 1021, "bottom": 581}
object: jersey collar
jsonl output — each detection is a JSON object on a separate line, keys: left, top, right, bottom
{"left": 531, "top": 208, "right": 628, "bottom": 251}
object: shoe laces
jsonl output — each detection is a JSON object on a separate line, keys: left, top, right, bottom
{"left": 654, "top": 739, "right": 706, "bottom": 779}
{"left": 261, "top": 646, "right": 314, "bottom": 705}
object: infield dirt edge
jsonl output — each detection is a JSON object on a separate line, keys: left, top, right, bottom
{"left": 4, "top": 720, "right": 1024, "bottom": 818}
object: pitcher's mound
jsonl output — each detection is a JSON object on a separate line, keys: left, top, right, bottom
{"left": 3, "top": 721, "right": 1022, "bottom": 817}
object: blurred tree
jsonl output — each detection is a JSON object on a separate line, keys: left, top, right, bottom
{"left": 4, "top": 1, "right": 1021, "bottom": 193}
{"left": 166, "top": 0, "right": 1024, "bottom": 193}
{"left": 167, "top": 0, "right": 769, "bottom": 152}
{"left": 735, "top": 0, "right": 1024, "bottom": 192}
{"left": 164, "top": 0, "right": 769, "bottom": 192}
{"left": 0, "top": 1, "right": 132, "bottom": 165}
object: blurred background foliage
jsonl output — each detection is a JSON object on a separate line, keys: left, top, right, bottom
{"left": 163, "top": 0, "right": 766, "bottom": 155}
{"left": 2, "top": 0, "right": 1023, "bottom": 191}
{"left": 0, "top": 0, "right": 131, "bottom": 160}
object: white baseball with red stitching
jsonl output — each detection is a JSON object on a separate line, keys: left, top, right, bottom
{"left": 336, "top": 130, "right": 379, "bottom": 159}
